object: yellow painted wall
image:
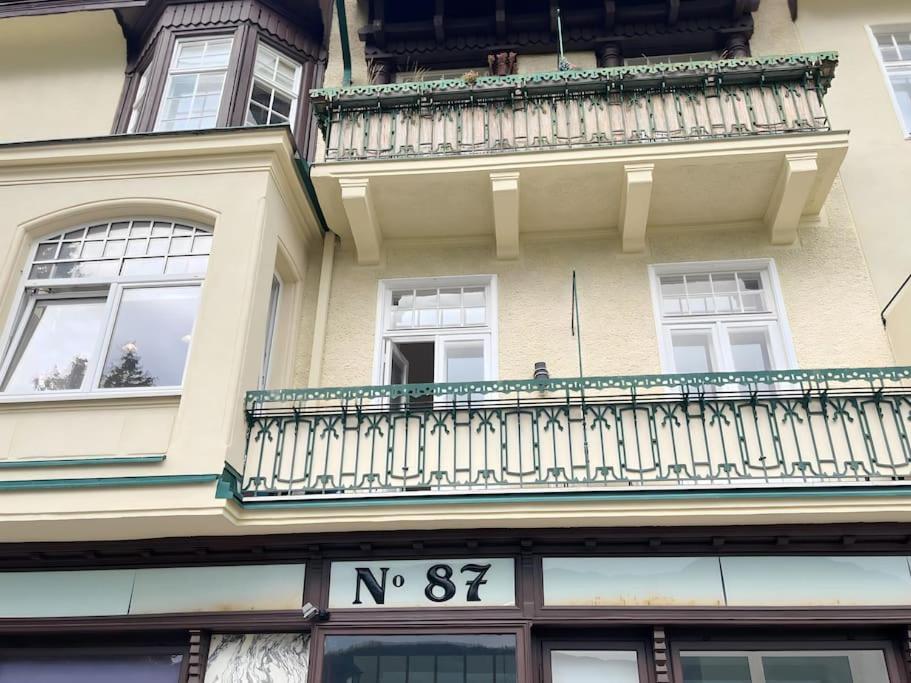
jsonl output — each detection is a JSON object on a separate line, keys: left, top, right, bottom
{"left": 0, "top": 131, "right": 317, "bottom": 476}
{"left": 0, "top": 11, "right": 125, "bottom": 143}
{"left": 782, "top": 0, "right": 911, "bottom": 360}
{"left": 313, "top": 175, "right": 892, "bottom": 388}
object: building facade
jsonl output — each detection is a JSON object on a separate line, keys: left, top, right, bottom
{"left": 0, "top": 0, "right": 910, "bottom": 681}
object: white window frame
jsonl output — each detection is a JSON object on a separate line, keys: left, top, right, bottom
{"left": 371, "top": 275, "right": 499, "bottom": 388}
{"left": 0, "top": 219, "right": 210, "bottom": 403}
{"left": 258, "top": 273, "right": 282, "bottom": 390}
{"left": 246, "top": 42, "right": 303, "bottom": 131}
{"left": 648, "top": 259, "right": 797, "bottom": 375}
{"left": 154, "top": 35, "right": 234, "bottom": 132}
{"left": 867, "top": 24, "right": 911, "bottom": 139}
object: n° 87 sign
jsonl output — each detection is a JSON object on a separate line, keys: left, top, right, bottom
{"left": 328, "top": 558, "right": 515, "bottom": 608}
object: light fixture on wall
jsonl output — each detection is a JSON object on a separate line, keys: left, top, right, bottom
{"left": 533, "top": 362, "right": 550, "bottom": 380}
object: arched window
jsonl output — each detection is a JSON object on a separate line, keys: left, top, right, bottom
{"left": 0, "top": 219, "right": 212, "bottom": 396}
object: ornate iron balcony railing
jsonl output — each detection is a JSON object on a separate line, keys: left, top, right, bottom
{"left": 310, "top": 53, "right": 837, "bottom": 162}
{"left": 238, "top": 366, "right": 911, "bottom": 500}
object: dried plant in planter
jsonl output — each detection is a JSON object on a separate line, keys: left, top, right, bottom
{"left": 462, "top": 70, "right": 479, "bottom": 85}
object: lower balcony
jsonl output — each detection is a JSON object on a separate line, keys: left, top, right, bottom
{"left": 235, "top": 367, "right": 911, "bottom": 501}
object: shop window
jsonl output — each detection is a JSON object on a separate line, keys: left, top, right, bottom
{"left": 322, "top": 634, "right": 517, "bottom": 683}
{"left": 549, "top": 650, "right": 641, "bottom": 683}
{"left": 375, "top": 276, "right": 497, "bottom": 400}
{"left": 679, "top": 649, "right": 890, "bottom": 683}
{"left": 648, "top": 260, "right": 796, "bottom": 375}
{"left": 0, "top": 650, "right": 184, "bottom": 682}
{"left": 0, "top": 219, "right": 210, "bottom": 397}
{"left": 870, "top": 26, "right": 911, "bottom": 136}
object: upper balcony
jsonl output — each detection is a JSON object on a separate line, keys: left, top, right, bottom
{"left": 309, "top": 53, "right": 848, "bottom": 262}
{"left": 228, "top": 366, "right": 911, "bottom": 503}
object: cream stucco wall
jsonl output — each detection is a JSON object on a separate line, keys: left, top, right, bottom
{"left": 314, "top": 175, "right": 893, "bottom": 388}
{"left": 0, "top": 130, "right": 319, "bottom": 478}
{"left": 778, "top": 0, "right": 911, "bottom": 360}
{"left": 0, "top": 11, "right": 125, "bottom": 144}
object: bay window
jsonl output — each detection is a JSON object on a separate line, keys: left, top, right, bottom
{"left": 648, "top": 260, "right": 796, "bottom": 375}
{"left": 0, "top": 219, "right": 210, "bottom": 397}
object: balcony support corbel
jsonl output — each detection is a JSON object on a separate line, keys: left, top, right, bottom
{"left": 765, "top": 152, "right": 818, "bottom": 245}
{"left": 490, "top": 171, "right": 521, "bottom": 260}
{"left": 619, "top": 163, "right": 654, "bottom": 253}
{"left": 339, "top": 177, "right": 382, "bottom": 265}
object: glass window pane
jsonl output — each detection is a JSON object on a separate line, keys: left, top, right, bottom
{"left": 439, "top": 288, "right": 461, "bottom": 307}
{"left": 322, "top": 635, "right": 516, "bottom": 683}
{"left": 2, "top": 298, "right": 107, "bottom": 393}
{"left": 0, "top": 653, "right": 184, "bottom": 683}
{"left": 462, "top": 286, "right": 485, "bottom": 307}
{"left": 120, "top": 257, "right": 166, "bottom": 276}
{"left": 444, "top": 340, "right": 485, "bottom": 383}
{"left": 670, "top": 331, "right": 714, "bottom": 373}
{"left": 551, "top": 650, "right": 640, "bottom": 683}
{"left": 35, "top": 243, "right": 58, "bottom": 261}
{"left": 888, "top": 70, "right": 911, "bottom": 131}
{"left": 81, "top": 241, "right": 105, "bottom": 259}
{"left": 729, "top": 329, "right": 773, "bottom": 372}
{"left": 762, "top": 655, "right": 853, "bottom": 683}
{"left": 417, "top": 309, "right": 439, "bottom": 326}
{"left": 415, "top": 289, "right": 437, "bottom": 308}
{"left": 464, "top": 307, "right": 486, "bottom": 325}
{"left": 99, "top": 286, "right": 201, "bottom": 388}
{"left": 680, "top": 655, "right": 751, "bottom": 683}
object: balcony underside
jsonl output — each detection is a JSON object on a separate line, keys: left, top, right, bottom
{"left": 311, "top": 132, "right": 848, "bottom": 261}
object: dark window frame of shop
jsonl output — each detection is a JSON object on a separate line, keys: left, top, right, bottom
{"left": 3, "top": 524, "right": 911, "bottom": 682}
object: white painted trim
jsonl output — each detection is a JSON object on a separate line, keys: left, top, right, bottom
{"left": 866, "top": 24, "right": 911, "bottom": 140}
{"left": 647, "top": 258, "right": 798, "bottom": 373}
{"left": 371, "top": 274, "right": 499, "bottom": 386}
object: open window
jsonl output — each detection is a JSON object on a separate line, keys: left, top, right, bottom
{"left": 374, "top": 276, "right": 497, "bottom": 405}
{"left": 0, "top": 219, "right": 210, "bottom": 398}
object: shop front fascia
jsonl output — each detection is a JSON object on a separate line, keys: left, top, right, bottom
{"left": 3, "top": 525, "right": 911, "bottom": 682}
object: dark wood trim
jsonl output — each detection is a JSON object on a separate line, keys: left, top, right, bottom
{"left": 0, "top": 611, "right": 315, "bottom": 634}
{"left": 185, "top": 629, "right": 210, "bottom": 683}
{"left": 653, "top": 626, "right": 670, "bottom": 683}
{"left": 0, "top": 0, "right": 144, "bottom": 18}
{"left": 7, "top": 523, "right": 911, "bottom": 572}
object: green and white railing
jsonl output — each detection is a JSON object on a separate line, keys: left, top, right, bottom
{"left": 310, "top": 53, "right": 837, "bottom": 162}
{"left": 238, "top": 367, "right": 911, "bottom": 499}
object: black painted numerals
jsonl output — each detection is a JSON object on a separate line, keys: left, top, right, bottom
{"left": 424, "top": 562, "right": 492, "bottom": 603}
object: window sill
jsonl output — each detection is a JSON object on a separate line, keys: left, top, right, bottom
{"left": 0, "top": 388, "right": 182, "bottom": 406}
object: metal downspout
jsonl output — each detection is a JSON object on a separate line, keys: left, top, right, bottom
{"left": 335, "top": 0, "right": 352, "bottom": 86}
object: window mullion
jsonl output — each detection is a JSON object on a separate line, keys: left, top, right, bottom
{"left": 88, "top": 284, "right": 123, "bottom": 391}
